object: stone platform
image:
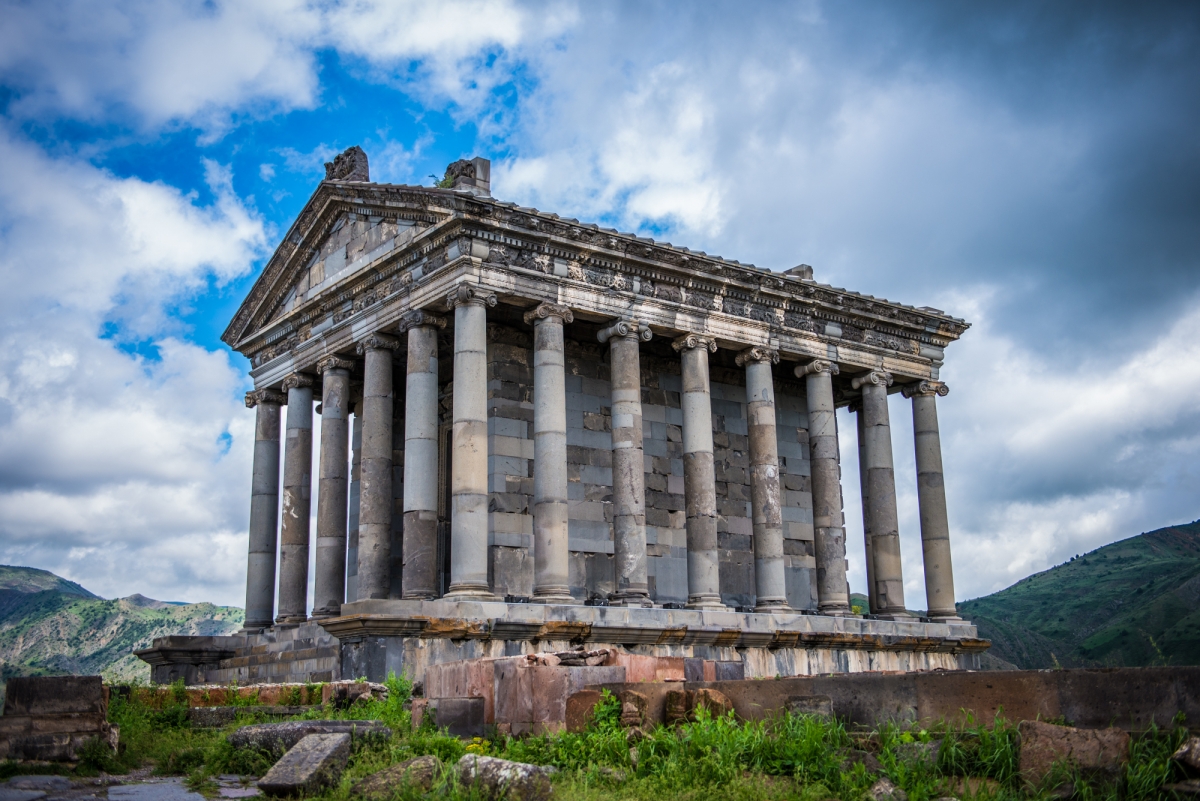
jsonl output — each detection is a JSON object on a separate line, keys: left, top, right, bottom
{"left": 137, "top": 599, "right": 988, "bottom": 687}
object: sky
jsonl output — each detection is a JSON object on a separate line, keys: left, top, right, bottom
{"left": 0, "top": 0, "right": 1198, "bottom": 608}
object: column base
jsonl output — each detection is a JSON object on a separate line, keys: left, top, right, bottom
{"left": 818, "top": 603, "right": 855, "bottom": 617}
{"left": 444, "top": 584, "right": 497, "bottom": 601}
{"left": 875, "top": 610, "right": 915, "bottom": 621}
{"left": 609, "top": 591, "right": 653, "bottom": 608}
{"left": 237, "top": 625, "right": 268, "bottom": 635}
{"left": 534, "top": 592, "right": 577, "bottom": 605}
{"left": 274, "top": 615, "right": 306, "bottom": 627}
{"left": 309, "top": 607, "right": 341, "bottom": 620}
{"left": 929, "top": 614, "right": 964, "bottom": 623}
{"left": 686, "top": 594, "right": 729, "bottom": 611}
{"left": 754, "top": 598, "right": 792, "bottom": 613}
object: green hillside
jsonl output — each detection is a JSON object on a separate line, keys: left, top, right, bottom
{"left": 0, "top": 565, "right": 244, "bottom": 688}
{"left": 959, "top": 520, "right": 1200, "bottom": 669}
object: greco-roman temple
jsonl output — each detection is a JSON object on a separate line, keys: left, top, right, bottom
{"left": 138, "top": 147, "right": 988, "bottom": 687}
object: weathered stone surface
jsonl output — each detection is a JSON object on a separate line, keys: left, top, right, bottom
{"left": 430, "top": 697, "right": 486, "bottom": 738}
{"left": 664, "top": 689, "right": 689, "bottom": 725}
{"left": 895, "top": 739, "right": 942, "bottom": 769}
{"left": 1175, "top": 736, "right": 1200, "bottom": 773}
{"left": 0, "top": 675, "right": 117, "bottom": 761}
{"left": 564, "top": 690, "right": 602, "bottom": 733}
{"left": 618, "top": 691, "right": 647, "bottom": 729}
{"left": 258, "top": 733, "right": 351, "bottom": 797}
{"left": 188, "top": 706, "right": 310, "bottom": 729}
{"left": 0, "top": 790, "right": 47, "bottom": 801}
{"left": 1017, "top": 720, "right": 1129, "bottom": 785}
{"left": 228, "top": 720, "right": 389, "bottom": 758}
{"left": 352, "top": 755, "right": 442, "bottom": 798}
{"left": 841, "top": 749, "right": 885, "bottom": 776}
{"left": 786, "top": 695, "right": 833, "bottom": 717}
{"left": 456, "top": 755, "right": 554, "bottom": 801}
{"left": 867, "top": 777, "right": 908, "bottom": 801}
{"left": 3, "top": 778, "right": 70, "bottom": 793}
{"left": 691, "top": 688, "right": 733, "bottom": 718}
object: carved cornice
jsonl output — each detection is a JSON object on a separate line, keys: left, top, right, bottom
{"left": 396, "top": 309, "right": 447, "bottom": 333}
{"left": 794, "top": 359, "right": 840, "bottom": 378}
{"left": 316, "top": 354, "right": 356, "bottom": 374}
{"left": 597, "top": 319, "right": 652, "bottom": 343}
{"left": 735, "top": 346, "right": 779, "bottom": 367}
{"left": 445, "top": 284, "right": 497, "bottom": 310}
{"left": 902, "top": 380, "right": 949, "bottom": 398}
{"left": 282, "top": 373, "right": 315, "bottom": 391}
{"left": 523, "top": 302, "right": 574, "bottom": 325}
{"left": 851, "top": 370, "right": 894, "bottom": 390}
{"left": 671, "top": 333, "right": 718, "bottom": 354}
{"left": 355, "top": 333, "right": 400, "bottom": 355}
{"left": 245, "top": 389, "right": 287, "bottom": 408}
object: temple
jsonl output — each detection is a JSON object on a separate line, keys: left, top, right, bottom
{"left": 137, "top": 148, "right": 987, "bottom": 687}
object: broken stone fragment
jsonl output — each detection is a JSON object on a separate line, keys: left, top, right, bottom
{"left": 1017, "top": 720, "right": 1129, "bottom": 787}
{"left": 618, "top": 690, "right": 647, "bottom": 728}
{"left": 867, "top": 777, "right": 908, "bottom": 801}
{"left": 785, "top": 695, "right": 833, "bottom": 717}
{"left": 691, "top": 688, "right": 733, "bottom": 719}
{"left": 227, "top": 720, "right": 390, "bottom": 759}
{"left": 257, "top": 733, "right": 350, "bottom": 797}
{"left": 456, "top": 754, "right": 555, "bottom": 801}
{"left": 1176, "top": 737, "right": 1200, "bottom": 774}
{"left": 352, "top": 755, "right": 442, "bottom": 799}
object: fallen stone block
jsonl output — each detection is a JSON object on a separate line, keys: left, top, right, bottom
{"left": 352, "top": 755, "right": 442, "bottom": 799}
{"left": 1018, "top": 720, "right": 1129, "bottom": 787}
{"left": 618, "top": 691, "right": 647, "bottom": 729}
{"left": 564, "top": 690, "right": 603, "bottom": 733}
{"left": 227, "top": 720, "right": 390, "bottom": 758}
{"left": 429, "top": 697, "right": 486, "bottom": 738}
{"left": 257, "top": 733, "right": 350, "bottom": 797}
{"left": 456, "top": 754, "right": 554, "bottom": 801}
{"left": 0, "top": 676, "right": 117, "bottom": 761}
{"left": 895, "top": 739, "right": 942, "bottom": 769}
{"left": 786, "top": 695, "right": 833, "bottom": 717}
{"left": 867, "top": 777, "right": 908, "bottom": 801}
{"left": 1176, "top": 737, "right": 1200, "bottom": 774}
{"left": 691, "top": 688, "right": 733, "bottom": 719}
{"left": 321, "top": 681, "right": 388, "bottom": 709}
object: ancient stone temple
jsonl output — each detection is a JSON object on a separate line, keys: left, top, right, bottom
{"left": 137, "top": 148, "right": 987, "bottom": 687}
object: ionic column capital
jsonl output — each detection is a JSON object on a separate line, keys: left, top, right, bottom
{"left": 671, "top": 333, "right": 718, "bottom": 353}
{"left": 901, "top": 380, "right": 949, "bottom": 398}
{"left": 446, "top": 284, "right": 497, "bottom": 310}
{"left": 597, "top": 319, "right": 652, "bottom": 343}
{"left": 245, "top": 389, "right": 287, "bottom": 408}
{"left": 851, "top": 370, "right": 894, "bottom": 390}
{"left": 794, "top": 358, "right": 840, "bottom": 378}
{"left": 735, "top": 346, "right": 779, "bottom": 367}
{"left": 316, "top": 354, "right": 356, "bottom": 374}
{"left": 355, "top": 333, "right": 400, "bottom": 355}
{"left": 281, "top": 372, "right": 315, "bottom": 391}
{"left": 397, "top": 309, "right": 447, "bottom": 333}
{"left": 523, "top": 302, "right": 574, "bottom": 325}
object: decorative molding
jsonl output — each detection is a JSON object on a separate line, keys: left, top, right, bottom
{"left": 245, "top": 389, "right": 287, "bottom": 408}
{"left": 671, "top": 333, "right": 718, "bottom": 354}
{"left": 902, "top": 380, "right": 949, "bottom": 398}
{"left": 396, "top": 309, "right": 447, "bottom": 333}
{"left": 281, "top": 373, "right": 315, "bottom": 392}
{"left": 597, "top": 319, "right": 652, "bottom": 343}
{"left": 851, "top": 370, "right": 894, "bottom": 390}
{"left": 316, "top": 354, "right": 356, "bottom": 374}
{"left": 445, "top": 284, "right": 497, "bottom": 310}
{"left": 734, "top": 346, "right": 779, "bottom": 367}
{"left": 355, "top": 333, "right": 400, "bottom": 355}
{"left": 523, "top": 302, "right": 574, "bottom": 325}
{"left": 794, "top": 359, "right": 840, "bottom": 378}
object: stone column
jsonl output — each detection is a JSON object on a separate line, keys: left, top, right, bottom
{"left": 737, "top": 347, "right": 789, "bottom": 612}
{"left": 277, "top": 373, "right": 314, "bottom": 624}
{"left": 903, "top": 380, "right": 960, "bottom": 620}
{"left": 445, "top": 285, "right": 496, "bottom": 599}
{"left": 526, "top": 303, "right": 574, "bottom": 603}
{"left": 795, "top": 359, "right": 852, "bottom": 616}
{"left": 672, "top": 333, "right": 727, "bottom": 610}
{"left": 311, "top": 354, "right": 354, "bottom": 619}
{"left": 242, "top": 389, "right": 285, "bottom": 631}
{"left": 598, "top": 320, "right": 653, "bottom": 607}
{"left": 853, "top": 402, "right": 878, "bottom": 614}
{"left": 399, "top": 310, "right": 446, "bottom": 599}
{"left": 852, "top": 369, "right": 908, "bottom": 618}
{"left": 355, "top": 334, "right": 400, "bottom": 600}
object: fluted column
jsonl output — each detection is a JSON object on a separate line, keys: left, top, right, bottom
{"left": 526, "top": 303, "right": 574, "bottom": 603}
{"left": 903, "top": 380, "right": 959, "bottom": 620}
{"left": 852, "top": 369, "right": 907, "bottom": 618}
{"left": 737, "top": 347, "right": 789, "bottom": 612}
{"left": 277, "top": 373, "right": 314, "bottom": 624}
{"left": 796, "top": 359, "right": 852, "bottom": 616}
{"left": 312, "top": 354, "right": 354, "bottom": 619}
{"left": 399, "top": 310, "right": 446, "bottom": 599}
{"left": 598, "top": 320, "right": 653, "bottom": 607}
{"left": 673, "top": 333, "right": 727, "bottom": 610}
{"left": 445, "top": 285, "right": 496, "bottom": 599}
{"left": 853, "top": 402, "right": 878, "bottom": 613}
{"left": 355, "top": 334, "right": 400, "bottom": 600}
{"left": 242, "top": 389, "right": 285, "bottom": 631}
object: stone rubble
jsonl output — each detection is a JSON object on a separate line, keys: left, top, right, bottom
{"left": 456, "top": 754, "right": 556, "bottom": 801}
{"left": 226, "top": 719, "right": 389, "bottom": 758}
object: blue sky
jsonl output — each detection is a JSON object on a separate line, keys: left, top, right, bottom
{"left": 0, "top": 0, "right": 1198, "bottom": 607}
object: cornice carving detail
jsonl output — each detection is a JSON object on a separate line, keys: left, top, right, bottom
{"left": 245, "top": 389, "right": 287, "bottom": 408}
{"left": 671, "top": 333, "right": 718, "bottom": 354}
{"left": 445, "top": 284, "right": 497, "bottom": 310}
{"left": 735, "top": 346, "right": 779, "bottom": 367}
{"left": 282, "top": 373, "right": 315, "bottom": 391}
{"left": 902, "top": 380, "right": 949, "bottom": 398}
{"left": 523, "top": 302, "right": 574, "bottom": 325}
{"left": 794, "top": 359, "right": 840, "bottom": 378}
{"left": 851, "top": 370, "right": 894, "bottom": 390}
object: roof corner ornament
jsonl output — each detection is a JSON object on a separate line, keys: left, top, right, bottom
{"left": 324, "top": 146, "right": 369, "bottom": 182}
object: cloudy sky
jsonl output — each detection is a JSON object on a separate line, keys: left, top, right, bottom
{"left": 0, "top": 0, "right": 1197, "bottom": 608}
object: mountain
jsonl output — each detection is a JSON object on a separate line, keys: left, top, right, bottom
{"left": 0, "top": 565, "right": 244, "bottom": 690}
{"left": 959, "top": 520, "right": 1200, "bottom": 669}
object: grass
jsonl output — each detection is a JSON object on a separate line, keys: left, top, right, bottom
{"left": 0, "top": 674, "right": 1192, "bottom": 800}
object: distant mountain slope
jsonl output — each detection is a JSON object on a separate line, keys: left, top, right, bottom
{"left": 959, "top": 521, "right": 1200, "bottom": 669}
{"left": 0, "top": 565, "right": 244, "bottom": 687}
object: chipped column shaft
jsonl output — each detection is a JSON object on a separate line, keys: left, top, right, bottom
{"left": 446, "top": 285, "right": 496, "bottom": 599}
{"left": 243, "top": 389, "right": 285, "bottom": 630}
{"left": 400, "top": 310, "right": 446, "bottom": 599}
{"left": 796, "top": 359, "right": 852, "bottom": 616}
{"left": 904, "top": 380, "right": 959, "bottom": 620}
{"left": 853, "top": 370, "right": 907, "bottom": 618}
{"left": 599, "top": 319, "right": 653, "bottom": 607}
{"left": 527, "top": 303, "right": 574, "bottom": 603}
{"left": 854, "top": 402, "right": 877, "bottom": 614}
{"left": 356, "top": 334, "right": 400, "bottom": 600}
{"left": 673, "top": 333, "right": 727, "bottom": 611}
{"left": 277, "top": 373, "right": 314, "bottom": 624}
{"left": 738, "top": 347, "right": 789, "bottom": 612}
{"left": 312, "top": 355, "right": 354, "bottom": 619}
